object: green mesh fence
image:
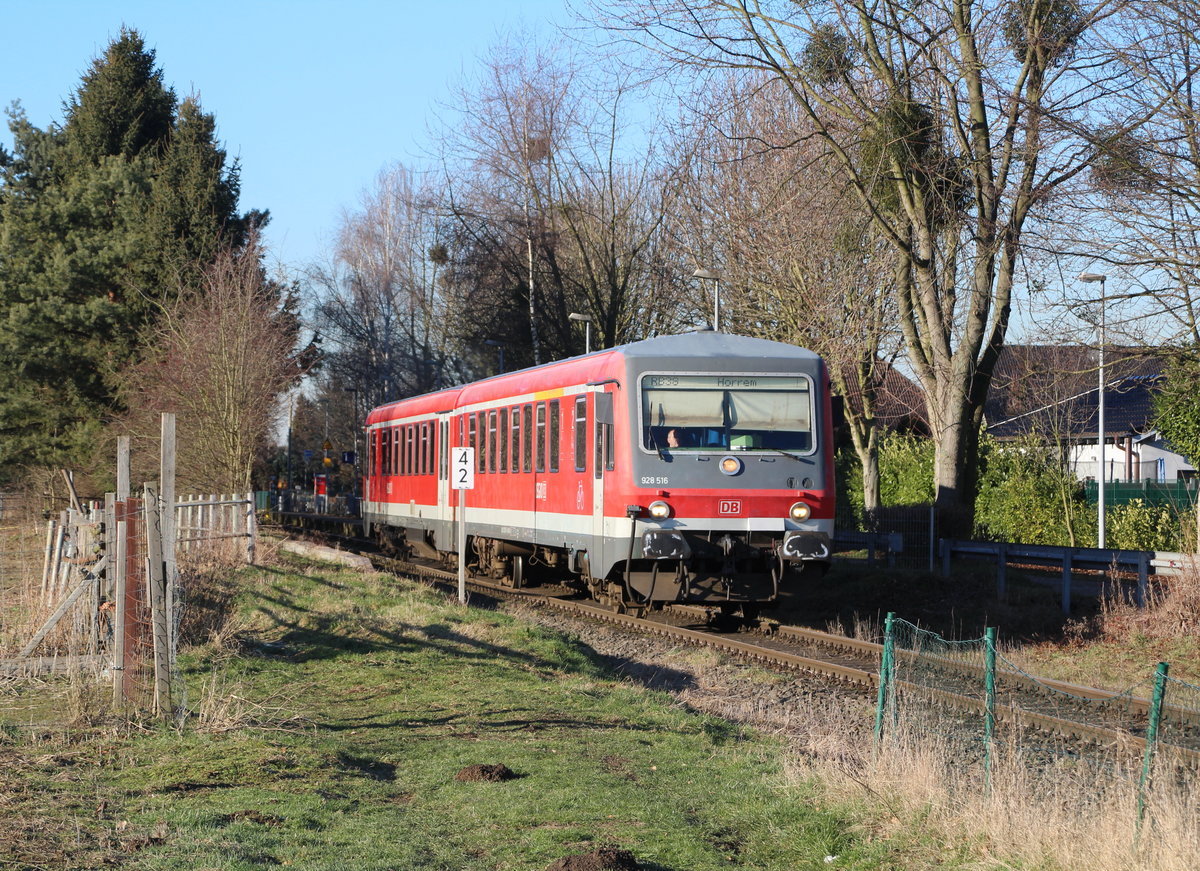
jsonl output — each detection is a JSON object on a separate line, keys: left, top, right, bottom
{"left": 1159, "top": 674, "right": 1200, "bottom": 753}
{"left": 875, "top": 615, "right": 1197, "bottom": 838}
{"left": 877, "top": 616, "right": 993, "bottom": 769}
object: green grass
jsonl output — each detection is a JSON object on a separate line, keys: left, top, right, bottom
{"left": 0, "top": 555, "right": 969, "bottom": 871}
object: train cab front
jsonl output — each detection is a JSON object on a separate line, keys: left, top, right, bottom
{"left": 616, "top": 361, "right": 834, "bottom": 611}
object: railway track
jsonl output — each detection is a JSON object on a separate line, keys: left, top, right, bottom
{"left": 356, "top": 545, "right": 1200, "bottom": 765}
{"left": 272, "top": 525, "right": 1200, "bottom": 765}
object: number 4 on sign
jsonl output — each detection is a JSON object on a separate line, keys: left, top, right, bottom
{"left": 453, "top": 448, "right": 475, "bottom": 490}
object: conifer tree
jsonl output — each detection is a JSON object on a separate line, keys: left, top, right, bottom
{"left": 0, "top": 28, "right": 259, "bottom": 482}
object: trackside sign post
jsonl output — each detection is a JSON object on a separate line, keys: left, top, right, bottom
{"left": 452, "top": 448, "right": 474, "bottom": 603}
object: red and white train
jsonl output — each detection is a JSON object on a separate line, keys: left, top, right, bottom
{"left": 362, "top": 331, "right": 834, "bottom": 614}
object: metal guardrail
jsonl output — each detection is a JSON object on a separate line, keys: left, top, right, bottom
{"left": 939, "top": 539, "right": 1197, "bottom": 614}
{"left": 833, "top": 530, "right": 904, "bottom": 568}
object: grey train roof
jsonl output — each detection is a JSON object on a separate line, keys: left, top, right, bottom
{"left": 615, "top": 331, "right": 822, "bottom": 363}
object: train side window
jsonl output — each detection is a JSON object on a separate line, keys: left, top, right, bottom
{"left": 381, "top": 427, "right": 391, "bottom": 476}
{"left": 595, "top": 392, "right": 614, "bottom": 478}
{"left": 574, "top": 396, "right": 587, "bottom": 473}
{"left": 536, "top": 403, "right": 546, "bottom": 473}
{"left": 548, "top": 399, "right": 560, "bottom": 473}
{"left": 523, "top": 405, "right": 533, "bottom": 473}
{"left": 468, "top": 414, "right": 477, "bottom": 461}
{"left": 488, "top": 410, "right": 497, "bottom": 472}
{"left": 499, "top": 408, "right": 508, "bottom": 473}
{"left": 594, "top": 418, "right": 602, "bottom": 479}
{"left": 439, "top": 419, "right": 448, "bottom": 480}
{"left": 477, "top": 412, "right": 486, "bottom": 472}
{"left": 510, "top": 406, "right": 521, "bottom": 473}
{"left": 421, "top": 422, "right": 430, "bottom": 475}
{"left": 403, "top": 426, "right": 411, "bottom": 476}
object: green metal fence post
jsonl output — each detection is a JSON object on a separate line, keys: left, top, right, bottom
{"left": 874, "top": 611, "right": 896, "bottom": 745}
{"left": 984, "top": 626, "right": 997, "bottom": 793}
{"left": 1136, "top": 662, "right": 1170, "bottom": 840}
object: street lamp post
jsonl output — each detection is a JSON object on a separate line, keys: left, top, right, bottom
{"left": 693, "top": 268, "right": 722, "bottom": 332}
{"left": 568, "top": 312, "right": 593, "bottom": 354}
{"left": 1080, "top": 271, "right": 1107, "bottom": 548}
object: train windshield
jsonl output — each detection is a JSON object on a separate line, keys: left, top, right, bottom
{"left": 640, "top": 374, "right": 815, "bottom": 454}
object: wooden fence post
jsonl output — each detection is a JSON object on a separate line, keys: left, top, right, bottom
{"left": 160, "top": 413, "right": 178, "bottom": 678}
{"left": 40, "top": 518, "right": 56, "bottom": 604}
{"left": 143, "top": 485, "right": 172, "bottom": 718}
{"left": 111, "top": 517, "right": 127, "bottom": 710}
{"left": 246, "top": 492, "right": 257, "bottom": 564}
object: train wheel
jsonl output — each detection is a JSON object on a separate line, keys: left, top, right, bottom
{"left": 510, "top": 555, "right": 525, "bottom": 589}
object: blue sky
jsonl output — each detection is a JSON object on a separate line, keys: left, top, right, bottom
{"left": 0, "top": 0, "right": 571, "bottom": 272}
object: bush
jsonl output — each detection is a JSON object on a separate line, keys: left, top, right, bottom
{"left": 1106, "top": 499, "right": 1183, "bottom": 552}
{"left": 974, "top": 437, "right": 1092, "bottom": 546}
{"left": 878, "top": 433, "right": 935, "bottom": 504}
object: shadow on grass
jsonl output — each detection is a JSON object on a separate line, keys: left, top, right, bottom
{"left": 323, "top": 705, "right": 673, "bottom": 737}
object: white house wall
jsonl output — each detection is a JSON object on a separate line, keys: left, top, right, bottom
{"left": 1068, "top": 437, "right": 1195, "bottom": 482}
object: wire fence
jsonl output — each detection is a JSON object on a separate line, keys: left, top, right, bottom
{"left": 0, "top": 489, "right": 256, "bottom": 727}
{"left": 874, "top": 612, "right": 1200, "bottom": 847}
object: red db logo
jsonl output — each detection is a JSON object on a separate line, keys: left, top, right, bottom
{"left": 718, "top": 500, "right": 741, "bottom": 515}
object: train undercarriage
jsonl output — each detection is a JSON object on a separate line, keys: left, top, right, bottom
{"left": 374, "top": 522, "right": 827, "bottom": 620}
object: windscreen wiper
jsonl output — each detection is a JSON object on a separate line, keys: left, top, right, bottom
{"left": 761, "top": 447, "right": 808, "bottom": 462}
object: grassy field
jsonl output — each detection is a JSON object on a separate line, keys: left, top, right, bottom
{"left": 1, "top": 554, "right": 949, "bottom": 871}
{"left": 3, "top": 550, "right": 1197, "bottom": 870}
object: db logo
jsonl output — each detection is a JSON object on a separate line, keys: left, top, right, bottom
{"left": 718, "top": 500, "right": 741, "bottom": 515}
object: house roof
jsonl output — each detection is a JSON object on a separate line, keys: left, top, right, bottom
{"left": 984, "top": 345, "right": 1164, "bottom": 440}
{"left": 836, "top": 360, "right": 929, "bottom": 434}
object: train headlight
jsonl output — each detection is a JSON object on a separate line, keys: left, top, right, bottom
{"left": 719, "top": 456, "right": 743, "bottom": 476}
{"left": 789, "top": 501, "right": 812, "bottom": 522}
{"left": 648, "top": 500, "right": 672, "bottom": 519}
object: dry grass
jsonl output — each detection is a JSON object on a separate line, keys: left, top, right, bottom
{"left": 784, "top": 704, "right": 1199, "bottom": 871}
{"left": 1096, "top": 562, "right": 1200, "bottom": 642}
{"left": 190, "top": 665, "right": 314, "bottom": 735}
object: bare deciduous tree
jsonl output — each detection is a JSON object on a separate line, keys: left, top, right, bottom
{"left": 669, "top": 74, "right": 901, "bottom": 512}
{"left": 601, "top": 0, "right": 1131, "bottom": 529}
{"left": 309, "top": 164, "right": 452, "bottom": 407}
{"left": 436, "top": 33, "right": 689, "bottom": 368}
{"left": 120, "top": 234, "right": 307, "bottom": 492}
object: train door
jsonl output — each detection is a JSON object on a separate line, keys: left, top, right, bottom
{"left": 436, "top": 413, "right": 451, "bottom": 531}
{"left": 591, "top": 390, "right": 615, "bottom": 569}
{"left": 532, "top": 401, "right": 547, "bottom": 538}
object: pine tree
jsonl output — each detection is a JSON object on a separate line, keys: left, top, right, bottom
{"left": 0, "top": 28, "right": 260, "bottom": 482}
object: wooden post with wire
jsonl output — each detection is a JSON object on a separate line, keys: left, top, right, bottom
{"left": 144, "top": 484, "right": 172, "bottom": 718}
